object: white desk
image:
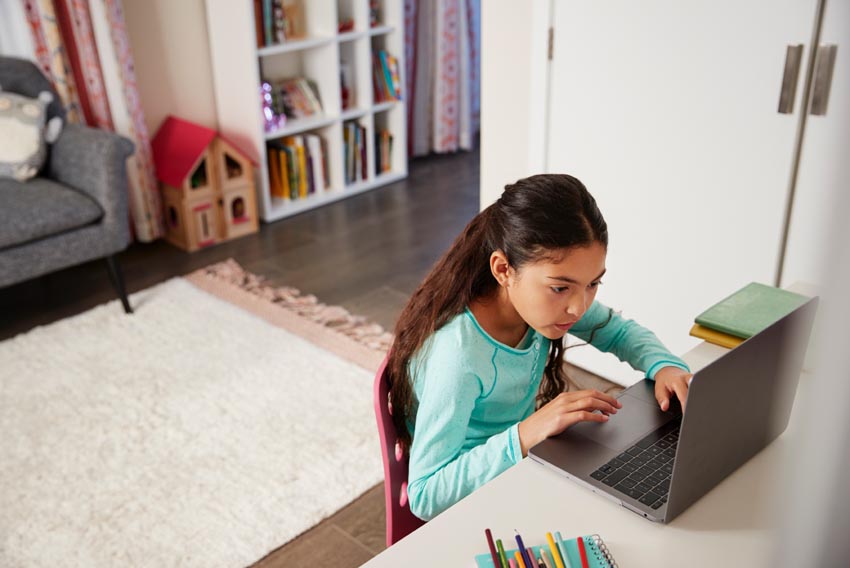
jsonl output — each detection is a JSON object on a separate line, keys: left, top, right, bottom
{"left": 363, "top": 341, "right": 805, "bottom": 568}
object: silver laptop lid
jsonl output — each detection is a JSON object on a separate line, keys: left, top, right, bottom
{"left": 665, "top": 297, "right": 818, "bottom": 521}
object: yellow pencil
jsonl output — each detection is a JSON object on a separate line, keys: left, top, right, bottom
{"left": 546, "top": 532, "right": 566, "bottom": 568}
{"left": 515, "top": 550, "right": 526, "bottom": 568}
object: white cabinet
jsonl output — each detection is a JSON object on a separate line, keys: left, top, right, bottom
{"left": 482, "top": 0, "right": 845, "bottom": 384}
{"left": 781, "top": 0, "right": 849, "bottom": 289}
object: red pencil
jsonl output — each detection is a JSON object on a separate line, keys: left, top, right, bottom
{"left": 485, "top": 529, "right": 501, "bottom": 567}
{"left": 577, "top": 536, "right": 589, "bottom": 568}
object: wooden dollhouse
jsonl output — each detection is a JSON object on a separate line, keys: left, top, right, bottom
{"left": 151, "top": 116, "right": 259, "bottom": 252}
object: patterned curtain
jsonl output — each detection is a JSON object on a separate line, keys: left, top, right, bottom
{"left": 404, "top": 0, "right": 481, "bottom": 157}
{"left": 20, "top": 0, "right": 164, "bottom": 242}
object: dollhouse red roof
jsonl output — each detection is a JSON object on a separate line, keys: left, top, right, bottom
{"left": 151, "top": 115, "right": 258, "bottom": 189}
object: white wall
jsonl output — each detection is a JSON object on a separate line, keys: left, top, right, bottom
{"left": 123, "top": 0, "right": 218, "bottom": 135}
{"left": 479, "top": 0, "right": 549, "bottom": 208}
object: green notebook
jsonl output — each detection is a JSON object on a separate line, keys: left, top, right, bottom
{"left": 695, "top": 282, "right": 809, "bottom": 339}
{"left": 475, "top": 534, "right": 617, "bottom": 568}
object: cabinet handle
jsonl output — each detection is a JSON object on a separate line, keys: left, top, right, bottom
{"left": 778, "top": 44, "right": 804, "bottom": 114}
{"left": 810, "top": 44, "right": 838, "bottom": 116}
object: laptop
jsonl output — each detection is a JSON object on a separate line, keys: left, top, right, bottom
{"left": 529, "top": 297, "right": 818, "bottom": 523}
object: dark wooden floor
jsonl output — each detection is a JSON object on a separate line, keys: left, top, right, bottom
{"left": 0, "top": 148, "right": 480, "bottom": 566}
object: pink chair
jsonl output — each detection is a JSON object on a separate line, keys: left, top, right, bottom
{"left": 373, "top": 355, "right": 426, "bottom": 546}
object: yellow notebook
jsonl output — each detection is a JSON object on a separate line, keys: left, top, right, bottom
{"left": 689, "top": 323, "right": 745, "bottom": 349}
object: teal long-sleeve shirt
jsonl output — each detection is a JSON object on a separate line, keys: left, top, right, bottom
{"left": 406, "top": 301, "right": 690, "bottom": 521}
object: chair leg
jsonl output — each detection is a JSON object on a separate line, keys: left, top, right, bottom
{"left": 105, "top": 255, "right": 133, "bottom": 314}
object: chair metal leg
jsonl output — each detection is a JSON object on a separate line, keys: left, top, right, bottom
{"left": 105, "top": 255, "right": 133, "bottom": 314}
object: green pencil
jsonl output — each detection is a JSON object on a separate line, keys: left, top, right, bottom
{"left": 496, "top": 538, "right": 509, "bottom": 568}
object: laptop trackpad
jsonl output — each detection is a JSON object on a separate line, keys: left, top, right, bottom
{"left": 567, "top": 393, "right": 674, "bottom": 451}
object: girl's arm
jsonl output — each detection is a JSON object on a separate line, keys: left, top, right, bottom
{"left": 571, "top": 301, "right": 694, "bottom": 409}
{"left": 570, "top": 301, "right": 690, "bottom": 378}
{"left": 406, "top": 353, "right": 521, "bottom": 521}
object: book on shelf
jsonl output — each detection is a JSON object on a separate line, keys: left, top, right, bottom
{"left": 292, "top": 136, "right": 308, "bottom": 198}
{"left": 305, "top": 135, "right": 326, "bottom": 191}
{"left": 319, "top": 136, "right": 329, "bottom": 188}
{"left": 343, "top": 122, "right": 368, "bottom": 185}
{"left": 373, "top": 50, "right": 402, "bottom": 102}
{"left": 255, "top": 0, "right": 303, "bottom": 47}
{"left": 693, "top": 282, "right": 810, "bottom": 342}
{"left": 267, "top": 145, "right": 283, "bottom": 198}
{"left": 267, "top": 133, "right": 329, "bottom": 201}
{"left": 388, "top": 56, "right": 401, "bottom": 98}
{"left": 375, "top": 129, "right": 393, "bottom": 174}
{"left": 266, "top": 77, "right": 323, "bottom": 121}
{"left": 254, "top": 0, "right": 264, "bottom": 48}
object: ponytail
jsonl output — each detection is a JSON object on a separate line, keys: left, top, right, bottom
{"left": 387, "top": 205, "right": 498, "bottom": 449}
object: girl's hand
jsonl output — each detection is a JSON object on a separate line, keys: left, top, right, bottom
{"left": 518, "top": 390, "right": 622, "bottom": 457}
{"left": 654, "top": 366, "right": 693, "bottom": 412}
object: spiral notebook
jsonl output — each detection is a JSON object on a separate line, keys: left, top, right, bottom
{"left": 474, "top": 534, "right": 618, "bottom": 568}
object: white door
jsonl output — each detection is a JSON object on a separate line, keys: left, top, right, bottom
{"left": 547, "top": 1, "right": 818, "bottom": 384}
{"left": 781, "top": 0, "right": 849, "bottom": 290}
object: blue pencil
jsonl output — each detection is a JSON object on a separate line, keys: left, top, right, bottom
{"left": 515, "top": 531, "right": 534, "bottom": 568}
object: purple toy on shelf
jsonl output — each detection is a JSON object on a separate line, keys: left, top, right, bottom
{"left": 260, "top": 82, "right": 285, "bottom": 133}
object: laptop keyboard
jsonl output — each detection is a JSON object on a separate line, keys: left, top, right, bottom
{"left": 589, "top": 417, "right": 682, "bottom": 510}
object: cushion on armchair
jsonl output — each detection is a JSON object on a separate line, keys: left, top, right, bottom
{"left": 0, "top": 177, "right": 104, "bottom": 250}
{"left": 0, "top": 90, "right": 59, "bottom": 181}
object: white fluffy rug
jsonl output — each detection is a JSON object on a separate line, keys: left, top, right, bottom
{"left": 0, "top": 275, "right": 385, "bottom": 567}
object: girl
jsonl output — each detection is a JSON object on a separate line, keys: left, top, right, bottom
{"left": 387, "top": 174, "right": 693, "bottom": 521}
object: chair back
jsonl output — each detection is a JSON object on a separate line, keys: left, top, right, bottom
{"left": 373, "top": 355, "right": 426, "bottom": 546}
{"left": 0, "top": 56, "right": 66, "bottom": 122}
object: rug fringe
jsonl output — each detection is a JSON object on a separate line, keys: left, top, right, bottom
{"left": 197, "top": 259, "right": 395, "bottom": 354}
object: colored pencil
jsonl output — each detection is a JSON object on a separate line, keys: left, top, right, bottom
{"left": 497, "top": 539, "right": 509, "bottom": 568}
{"left": 515, "top": 532, "right": 534, "bottom": 568}
{"left": 514, "top": 550, "right": 526, "bottom": 568}
{"left": 577, "top": 536, "right": 589, "bottom": 568}
{"left": 554, "top": 532, "right": 574, "bottom": 568}
{"left": 546, "top": 532, "right": 565, "bottom": 568}
{"left": 485, "top": 529, "right": 501, "bottom": 568}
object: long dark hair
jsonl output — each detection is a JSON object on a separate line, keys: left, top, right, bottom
{"left": 387, "top": 174, "right": 609, "bottom": 450}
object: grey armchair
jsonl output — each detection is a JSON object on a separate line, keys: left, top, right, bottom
{"left": 0, "top": 57, "right": 135, "bottom": 313}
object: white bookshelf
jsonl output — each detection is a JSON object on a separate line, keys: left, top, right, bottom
{"left": 205, "top": 0, "right": 407, "bottom": 222}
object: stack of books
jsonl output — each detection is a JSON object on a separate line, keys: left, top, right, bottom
{"left": 266, "top": 134, "right": 329, "bottom": 200}
{"left": 373, "top": 50, "right": 402, "bottom": 102}
{"left": 267, "top": 77, "right": 323, "bottom": 121}
{"left": 254, "top": 0, "right": 302, "bottom": 47}
{"left": 690, "top": 282, "right": 809, "bottom": 348}
{"left": 343, "top": 122, "right": 368, "bottom": 185}
{"left": 375, "top": 129, "right": 393, "bottom": 174}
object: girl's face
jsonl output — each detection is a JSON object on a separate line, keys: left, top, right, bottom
{"left": 505, "top": 243, "right": 607, "bottom": 340}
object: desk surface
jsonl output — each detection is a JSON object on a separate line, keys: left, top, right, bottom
{"left": 363, "top": 342, "right": 802, "bottom": 568}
